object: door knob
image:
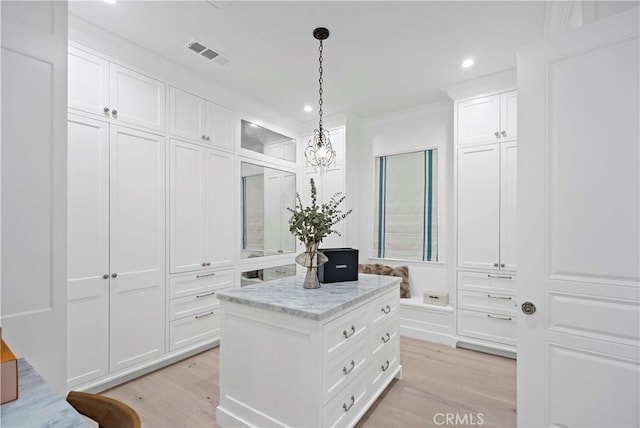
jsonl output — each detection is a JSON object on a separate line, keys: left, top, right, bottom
{"left": 103, "top": 274, "right": 109, "bottom": 279}
{"left": 494, "top": 131, "right": 500, "bottom": 138}
{"left": 501, "top": 130, "right": 507, "bottom": 137}
{"left": 111, "top": 273, "right": 118, "bottom": 278}
{"left": 103, "top": 107, "right": 110, "bottom": 113}
{"left": 521, "top": 301, "right": 536, "bottom": 315}
{"left": 111, "top": 110, "right": 117, "bottom": 116}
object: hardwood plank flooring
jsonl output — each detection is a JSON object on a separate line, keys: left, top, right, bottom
{"left": 101, "top": 337, "right": 516, "bottom": 428}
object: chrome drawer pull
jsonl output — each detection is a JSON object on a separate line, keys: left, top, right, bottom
{"left": 342, "top": 395, "right": 355, "bottom": 413}
{"left": 381, "top": 360, "right": 390, "bottom": 372}
{"left": 196, "top": 291, "right": 216, "bottom": 298}
{"left": 381, "top": 333, "right": 391, "bottom": 343}
{"left": 343, "top": 325, "right": 356, "bottom": 339}
{"left": 195, "top": 311, "right": 215, "bottom": 319}
{"left": 196, "top": 272, "right": 216, "bottom": 279}
{"left": 487, "top": 314, "right": 512, "bottom": 321}
{"left": 487, "top": 274, "right": 512, "bottom": 279}
{"left": 381, "top": 305, "right": 391, "bottom": 314}
{"left": 342, "top": 360, "right": 355, "bottom": 375}
{"left": 487, "top": 294, "right": 512, "bottom": 300}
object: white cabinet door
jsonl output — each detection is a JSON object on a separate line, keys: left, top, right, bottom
{"left": 109, "top": 126, "right": 166, "bottom": 372}
{"left": 67, "top": 115, "right": 110, "bottom": 387}
{"left": 109, "top": 63, "right": 166, "bottom": 132}
{"left": 500, "top": 142, "right": 517, "bottom": 271}
{"left": 500, "top": 91, "right": 517, "bottom": 142}
{"left": 169, "top": 140, "right": 207, "bottom": 273}
{"left": 457, "top": 95, "right": 501, "bottom": 146}
{"left": 206, "top": 101, "right": 234, "bottom": 151}
{"left": 68, "top": 46, "right": 110, "bottom": 118}
{"left": 457, "top": 145, "right": 500, "bottom": 270}
{"left": 205, "top": 149, "right": 234, "bottom": 268}
{"left": 169, "top": 87, "right": 207, "bottom": 143}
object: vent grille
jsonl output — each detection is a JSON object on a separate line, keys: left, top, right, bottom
{"left": 186, "top": 40, "right": 231, "bottom": 66}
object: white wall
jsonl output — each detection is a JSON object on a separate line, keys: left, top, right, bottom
{"left": 359, "top": 102, "right": 454, "bottom": 300}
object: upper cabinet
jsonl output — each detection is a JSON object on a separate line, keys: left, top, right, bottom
{"left": 457, "top": 91, "right": 517, "bottom": 146}
{"left": 68, "top": 46, "right": 166, "bottom": 132}
{"left": 169, "top": 87, "right": 234, "bottom": 151}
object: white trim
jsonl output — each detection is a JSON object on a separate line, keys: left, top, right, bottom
{"left": 441, "top": 69, "right": 516, "bottom": 101}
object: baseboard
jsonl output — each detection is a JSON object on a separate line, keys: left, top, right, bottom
{"left": 455, "top": 339, "right": 517, "bottom": 359}
{"left": 399, "top": 326, "right": 457, "bottom": 347}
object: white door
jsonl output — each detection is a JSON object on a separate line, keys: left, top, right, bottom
{"left": 517, "top": 9, "right": 639, "bottom": 428}
{"left": 206, "top": 101, "right": 234, "bottom": 151}
{"left": 205, "top": 149, "right": 234, "bottom": 268}
{"left": 499, "top": 142, "right": 517, "bottom": 272}
{"left": 1, "top": 1, "right": 68, "bottom": 392}
{"left": 457, "top": 145, "right": 500, "bottom": 270}
{"left": 169, "top": 87, "right": 207, "bottom": 143}
{"left": 109, "top": 126, "right": 166, "bottom": 372}
{"left": 66, "top": 116, "right": 110, "bottom": 387}
{"left": 264, "top": 174, "right": 283, "bottom": 255}
{"left": 499, "top": 91, "right": 518, "bottom": 142}
{"left": 68, "top": 46, "right": 110, "bottom": 119}
{"left": 457, "top": 95, "right": 501, "bottom": 146}
{"left": 169, "top": 140, "right": 207, "bottom": 273}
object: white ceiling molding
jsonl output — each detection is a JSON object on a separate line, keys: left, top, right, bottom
{"left": 440, "top": 69, "right": 516, "bottom": 101}
{"left": 543, "top": 0, "right": 584, "bottom": 39}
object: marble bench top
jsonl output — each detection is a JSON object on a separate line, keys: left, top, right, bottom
{"left": 216, "top": 273, "right": 400, "bottom": 321}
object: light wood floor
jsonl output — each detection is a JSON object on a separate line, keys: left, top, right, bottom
{"left": 101, "top": 337, "right": 516, "bottom": 428}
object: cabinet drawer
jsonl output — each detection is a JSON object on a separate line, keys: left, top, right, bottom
{"left": 458, "top": 289, "right": 517, "bottom": 316}
{"left": 457, "top": 309, "right": 516, "bottom": 346}
{"left": 322, "top": 369, "right": 368, "bottom": 428}
{"left": 323, "top": 305, "right": 369, "bottom": 362}
{"left": 322, "top": 336, "right": 368, "bottom": 405}
{"left": 457, "top": 270, "right": 516, "bottom": 293}
{"left": 170, "top": 269, "right": 233, "bottom": 299}
{"left": 369, "top": 289, "right": 399, "bottom": 325}
{"left": 370, "top": 336, "right": 400, "bottom": 393}
{"left": 169, "top": 309, "right": 219, "bottom": 352}
{"left": 370, "top": 314, "right": 399, "bottom": 357}
{"left": 170, "top": 288, "right": 230, "bottom": 321}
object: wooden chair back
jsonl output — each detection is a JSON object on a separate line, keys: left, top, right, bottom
{"left": 66, "top": 390, "right": 141, "bottom": 428}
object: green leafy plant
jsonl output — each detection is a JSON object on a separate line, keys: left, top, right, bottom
{"left": 287, "top": 178, "right": 352, "bottom": 246}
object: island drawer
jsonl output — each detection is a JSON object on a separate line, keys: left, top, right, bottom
{"left": 322, "top": 336, "right": 369, "bottom": 405}
{"left": 169, "top": 308, "right": 220, "bottom": 352}
{"left": 457, "top": 271, "right": 516, "bottom": 293}
{"left": 369, "top": 314, "right": 399, "bottom": 357}
{"left": 170, "top": 288, "right": 229, "bottom": 321}
{"left": 323, "top": 305, "right": 369, "bottom": 361}
{"left": 369, "top": 336, "right": 400, "bottom": 393}
{"left": 369, "top": 289, "right": 399, "bottom": 325}
{"left": 457, "top": 309, "right": 517, "bottom": 346}
{"left": 170, "top": 269, "right": 234, "bottom": 300}
{"left": 457, "top": 289, "right": 517, "bottom": 316}
{"left": 322, "top": 369, "right": 369, "bottom": 428}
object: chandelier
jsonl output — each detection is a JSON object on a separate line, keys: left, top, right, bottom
{"left": 305, "top": 27, "right": 336, "bottom": 171}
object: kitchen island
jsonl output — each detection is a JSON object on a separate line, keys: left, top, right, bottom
{"left": 215, "top": 274, "right": 402, "bottom": 428}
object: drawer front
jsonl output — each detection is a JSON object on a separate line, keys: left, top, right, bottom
{"left": 170, "top": 269, "right": 233, "bottom": 299}
{"left": 370, "top": 336, "right": 400, "bottom": 393}
{"left": 323, "top": 305, "right": 369, "bottom": 361}
{"left": 369, "top": 289, "right": 399, "bottom": 326}
{"left": 169, "top": 309, "right": 220, "bottom": 352}
{"left": 322, "top": 369, "right": 369, "bottom": 428}
{"left": 458, "top": 289, "right": 517, "bottom": 316}
{"left": 457, "top": 309, "right": 517, "bottom": 346}
{"left": 322, "top": 336, "right": 369, "bottom": 405}
{"left": 457, "top": 270, "right": 516, "bottom": 293}
{"left": 370, "top": 314, "right": 399, "bottom": 357}
{"left": 170, "top": 288, "right": 230, "bottom": 321}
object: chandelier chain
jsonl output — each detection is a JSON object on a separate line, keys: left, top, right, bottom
{"left": 318, "top": 40, "right": 324, "bottom": 135}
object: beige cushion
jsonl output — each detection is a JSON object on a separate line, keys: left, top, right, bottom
{"left": 358, "top": 263, "right": 410, "bottom": 298}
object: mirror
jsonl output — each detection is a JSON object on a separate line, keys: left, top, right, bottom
{"left": 241, "top": 120, "right": 296, "bottom": 162}
{"left": 374, "top": 149, "right": 438, "bottom": 262}
{"left": 240, "top": 263, "right": 297, "bottom": 287}
{"left": 241, "top": 162, "right": 296, "bottom": 258}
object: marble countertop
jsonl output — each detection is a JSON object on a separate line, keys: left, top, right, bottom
{"left": 1, "top": 358, "right": 89, "bottom": 428}
{"left": 216, "top": 273, "right": 400, "bottom": 321}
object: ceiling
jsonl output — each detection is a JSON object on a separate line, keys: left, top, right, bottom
{"left": 69, "top": 1, "right": 548, "bottom": 122}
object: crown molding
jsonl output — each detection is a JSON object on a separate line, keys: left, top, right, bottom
{"left": 440, "top": 68, "right": 516, "bottom": 101}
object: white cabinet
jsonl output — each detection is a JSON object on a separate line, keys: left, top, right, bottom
{"left": 169, "top": 140, "right": 234, "bottom": 274}
{"left": 68, "top": 46, "right": 166, "bottom": 132}
{"left": 457, "top": 142, "right": 517, "bottom": 271}
{"left": 169, "top": 86, "right": 234, "bottom": 151}
{"left": 457, "top": 91, "right": 517, "bottom": 146}
{"left": 264, "top": 171, "right": 296, "bottom": 255}
{"left": 67, "top": 114, "right": 166, "bottom": 386}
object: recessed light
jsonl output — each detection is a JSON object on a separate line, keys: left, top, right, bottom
{"left": 304, "top": 106, "right": 313, "bottom": 112}
{"left": 103, "top": 0, "right": 118, "bottom": 4}
{"left": 461, "top": 58, "right": 474, "bottom": 68}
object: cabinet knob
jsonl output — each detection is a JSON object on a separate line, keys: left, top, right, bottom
{"left": 206, "top": 262, "right": 211, "bottom": 266}
{"left": 500, "top": 263, "right": 505, "bottom": 268}
{"left": 111, "top": 273, "right": 118, "bottom": 278}
{"left": 501, "top": 130, "right": 507, "bottom": 137}
{"left": 206, "top": 136, "right": 211, "bottom": 141}
{"left": 201, "top": 135, "right": 206, "bottom": 140}
{"left": 494, "top": 131, "right": 500, "bottom": 138}
{"left": 103, "top": 274, "right": 109, "bottom": 280}
{"left": 521, "top": 301, "right": 537, "bottom": 315}
{"left": 201, "top": 262, "right": 207, "bottom": 267}
{"left": 493, "top": 263, "right": 499, "bottom": 267}
{"left": 103, "top": 107, "right": 110, "bottom": 113}
{"left": 111, "top": 110, "right": 117, "bottom": 116}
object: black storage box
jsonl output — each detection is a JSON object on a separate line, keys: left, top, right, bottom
{"left": 318, "top": 248, "right": 359, "bottom": 283}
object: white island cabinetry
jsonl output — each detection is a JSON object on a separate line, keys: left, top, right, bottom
{"left": 216, "top": 274, "right": 401, "bottom": 428}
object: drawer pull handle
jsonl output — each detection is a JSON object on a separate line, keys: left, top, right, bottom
{"left": 487, "top": 314, "right": 512, "bottom": 321}
{"left": 487, "top": 274, "right": 512, "bottom": 279}
{"left": 381, "top": 333, "right": 391, "bottom": 343}
{"left": 196, "top": 291, "right": 216, "bottom": 298}
{"left": 342, "top": 395, "right": 355, "bottom": 413}
{"left": 381, "top": 360, "right": 390, "bottom": 372}
{"left": 195, "top": 311, "right": 215, "bottom": 319}
{"left": 196, "top": 272, "right": 216, "bottom": 279}
{"left": 342, "top": 360, "right": 355, "bottom": 375}
{"left": 487, "top": 294, "right": 512, "bottom": 300}
{"left": 343, "top": 325, "right": 356, "bottom": 339}
{"left": 381, "top": 305, "right": 391, "bottom": 314}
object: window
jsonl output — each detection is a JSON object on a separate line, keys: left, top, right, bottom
{"left": 374, "top": 149, "right": 438, "bottom": 262}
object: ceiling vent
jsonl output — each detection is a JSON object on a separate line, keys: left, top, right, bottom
{"left": 186, "top": 40, "right": 231, "bottom": 66}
